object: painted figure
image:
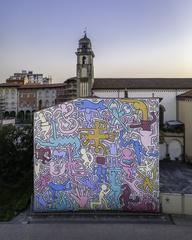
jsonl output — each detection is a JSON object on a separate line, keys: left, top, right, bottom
{"left": 91, "top": 184, "right": 110, "bottom": 209}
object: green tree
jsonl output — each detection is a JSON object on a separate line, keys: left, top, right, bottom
{"left": 0, "top": 125, "right": 33, "bottom": 221}
{"left": 0, "top": 125, "right": 33, "bottom": 183}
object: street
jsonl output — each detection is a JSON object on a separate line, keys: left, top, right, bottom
{"left": 0, "top": 215, "right": 192, "bottom": 240}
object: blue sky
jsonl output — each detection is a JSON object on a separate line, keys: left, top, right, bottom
{"left": 0, "top": 0, "right": 192, "bottom": 83}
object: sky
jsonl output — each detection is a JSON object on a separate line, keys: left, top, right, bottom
{"left": 1, "top": 0, "right": 192, "bottom": 83}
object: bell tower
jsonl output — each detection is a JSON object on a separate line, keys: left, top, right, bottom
{"left": 76, "top": 32, "right": 95, "bottom": 97}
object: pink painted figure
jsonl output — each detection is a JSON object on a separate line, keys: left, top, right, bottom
{"left": 50, "top": 160, "right": 66, "bottom": 177}
{"left": 120, "top": 148, "right": 135, "bottom": 179}
{"left": 35, "top": 172, "right": 51, "bottom": 192}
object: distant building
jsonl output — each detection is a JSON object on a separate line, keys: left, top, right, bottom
{"left": 0, "top": 83, "right": 18, "bottom": 118}
{"left": 0, "top": 82, "right": 65, "bottom": 121}
{"left": 0, "top": 96, "right": 5, "bottom": 120}
{"left": 6, "top": 70, "right": 52, "bottom": 85}
{"left": 56, "top": 77, "right": 78, "bottom": 104}
{"left": 177, "top": 90, "right": 192, "bottom": 163}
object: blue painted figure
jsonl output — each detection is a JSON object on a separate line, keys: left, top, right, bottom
{"left": 77, "top": 176, "right": 98, "bottom": 191}
{"left": 75, "top": 100, "right": 107, "bottom": 111}
{"left": 36, "top": 121, "right": 81, "bottom": 157}
{"left": 36, "top": 194, "right": 47, "bottom": 209}
{"left": 94, "top": 165, "right": 108, "bottom": 184}
{"left": 75, "top": 100, "right": 107, "bottom": 126}
{"left": 107, "top": 169, "right": 121, "bottom": 208}
{"left": 48, "top": 179, "right": 72, "bottom": 201}
{"left": 120, "top": 130, "right": 144, "bottom": 165}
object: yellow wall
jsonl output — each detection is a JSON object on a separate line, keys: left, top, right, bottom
{"left": 178, "top": 99, "right": 192, "bottom": 162}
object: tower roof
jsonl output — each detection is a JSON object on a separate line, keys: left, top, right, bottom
{"left": 79, "top": 32, "right": 91, "bottom": 43}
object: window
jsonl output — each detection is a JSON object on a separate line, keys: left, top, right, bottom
{"left": 82, "top": 56, "right": 86, "bottom": 64}
{"left": 39, "top": 100, "right": 42, "bottom": 110}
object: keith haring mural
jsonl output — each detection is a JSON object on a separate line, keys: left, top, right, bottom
{"left": 34, "top": 98, "right": 159, "bottom": 212}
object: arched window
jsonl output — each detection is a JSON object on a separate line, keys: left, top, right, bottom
{"left": 25, "top": 110, "right": 31, "bottom": 122}
{"left": 10, "top": 111, "right": 16, "bottom": 118}
{"left": 17, "top": 111, "right": 24, "bottom": 121}
{"left": 82, "top": 56, "right": 86, "bottom": 64}
{"left": 45, "top": 100, "right": 49, "bottom": 107}
{"left": 39, "top": 100, "right": 42, "bottom": 110}
{"left": 4, "top": 111, "right": 10, "bottom": 119}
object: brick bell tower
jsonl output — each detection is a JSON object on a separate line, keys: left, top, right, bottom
{"left": 76, "top": 32, "right": 95, "bottom": 97}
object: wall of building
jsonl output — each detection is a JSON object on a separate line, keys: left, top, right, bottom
{"left": 34, "top": 98, "right": 159, "bottom": 212}
{"left": 0, "top": 87, "right": 18, "bottom": 115}
{"left": 18, "top": 89, "right": 37, "bottom": 112}
{"left": 178, "top": 99, "right": 192, "bottom": 163}
{"left": 37, "top": 89, "right": 56, "bottom": 110}
{"left": 93, "top": 89, "right": 187, "bottom": 122}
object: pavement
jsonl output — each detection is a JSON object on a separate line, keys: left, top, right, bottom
{"left": 160, "top": 161, "right": 192, "bottom": 193}
{"left": 0, "top": 212, "right": 192, "bottom": 240}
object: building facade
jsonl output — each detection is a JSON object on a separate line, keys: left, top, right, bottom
{"left": 56, "top": 77, "right": 78, "bottom": 104}
{"left": 92, "top": 78, "right": 192, "bottom": 123}
{"left": 0, "top": 84, "right": 18, "bottom": 118}
{"left": 0, "top": 82, "right": 66, "bottom": 121}
{"left": 177, "top": 90, "right": 192, "bottom": 163}
{"left": 6, "top": 70, "right": 52, "bottom": 85}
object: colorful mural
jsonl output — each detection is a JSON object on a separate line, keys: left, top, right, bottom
{"left": 34, "top": 98, "right": 159, "bottom": 212}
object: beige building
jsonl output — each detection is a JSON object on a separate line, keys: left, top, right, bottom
{"left": 177, "top": 90, "right": 192, "bottom": 163}
{"left": 0, "top": 82, "right": 67, "bottom": 122}
{"left": 0, "top": 70, "right": 77, "bottom": 121}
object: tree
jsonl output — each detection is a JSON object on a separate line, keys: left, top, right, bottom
{"left": 0, "top": 125, "right": 33, "bottom": 183}
{"left": 0, "top": 125, "right": 33, "bottom": 221}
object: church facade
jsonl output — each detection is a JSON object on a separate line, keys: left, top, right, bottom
{"left": 76, "top": 34, "right": 192, "bottom": 162}
{"left": 76, "top": 33, "right": 192, "bottom": 123}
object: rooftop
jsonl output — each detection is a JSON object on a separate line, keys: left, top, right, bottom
{"left": 177, "top": 90, "right": 192, "bottom": 99}
{"left": 0, "top": 83, "right": 65, "bottom": 89}
{"left": 93, "top": 78, "right": 192, "bottom": 90}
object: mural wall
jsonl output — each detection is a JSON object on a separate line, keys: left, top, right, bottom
{"left": 34, "top": 98, "right": 159, "bottom": 212}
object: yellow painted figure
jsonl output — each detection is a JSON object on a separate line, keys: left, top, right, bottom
{"left": 91, "top": 184, "right": 110, "bottom": 209}
{"left": 122, "top": 99, "right": 148, "bottom": 121}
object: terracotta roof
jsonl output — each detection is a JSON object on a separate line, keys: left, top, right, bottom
{"left": 0, "top": 82, "right": 65, "bottom": 89}
{"left": 0, "top": 83, "right": 21, "bottom": 88}
{"left": 177, "top": 90, "right": 192, "bottom": 99}
{"left": 19, "top": 83, "right": 65, "bottom": 89}
{"left": 92, "top": 78, "right": 192, "bottom": 90}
